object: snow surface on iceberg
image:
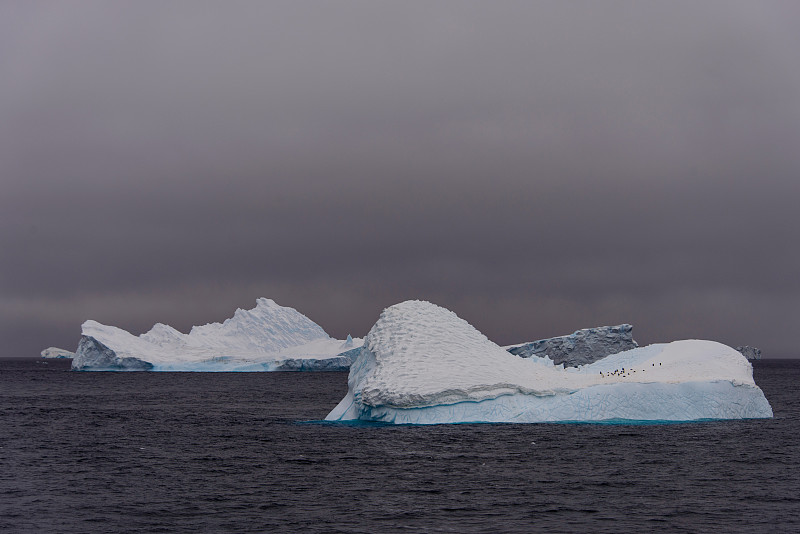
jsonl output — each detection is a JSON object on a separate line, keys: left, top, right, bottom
{"left": 72, "top": 298, "right": 362, "bottom": 371}
{"left": 326, "top": 300, "right": 772, "bottom": 424}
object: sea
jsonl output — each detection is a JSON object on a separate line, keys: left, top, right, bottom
{"left": 1, "top": 358, "right": 798, "bottom": 533}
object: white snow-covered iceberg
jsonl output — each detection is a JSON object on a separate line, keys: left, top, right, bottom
{"left": 41, "top": 347, "right": 75, "bottom": 359}
{"left": 72, "top": 298, "right": 362, "bottom": 371}
{"left": 326, "top": 300, "right": 773, "bottom": 424}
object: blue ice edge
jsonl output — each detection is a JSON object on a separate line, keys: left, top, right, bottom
{"left": 318, "top": 380, "right": 773, "bottom": 426}
{"left": 301, "top": 417, "right": 770, "bottom": 428}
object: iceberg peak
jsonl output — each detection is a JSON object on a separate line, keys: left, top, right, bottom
{"left": 341, "top": 334, "right": 355, "bottom": 349}
{"left": 188, "top": 298, "right": 331, "bottom": 353}
{"left": 255, "top": 297, "right": 279, "bottom": 308}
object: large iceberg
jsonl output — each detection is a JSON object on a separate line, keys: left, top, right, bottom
{"left": 72, "top": 298, "right": 362, "bottom": 371}
{"left": 326, "top": 300, "right": 773, "bottom": 424}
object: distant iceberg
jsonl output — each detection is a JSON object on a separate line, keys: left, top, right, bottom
{"left": 506, "top": 325, "right": 762, "bottom": 366}
{"left": 326, "top": 300, "right": 773, "bottom": 424}
{"left": 40, "top": 347, "right": 75, "bottom": 359}
{"left": 505, "top": 324, "right": 638, "bottom": 367}
{"left": 735, "top": 345, "right": 762, "bottom": 360}
{"left": 72, "top": 298, "right": 362, "bottom": 371}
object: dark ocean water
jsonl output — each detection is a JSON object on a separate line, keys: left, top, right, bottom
{"left": 1, "top": 359, "right": 798, "bottom": 533}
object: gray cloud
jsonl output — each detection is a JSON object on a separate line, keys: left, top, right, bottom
{"left": 2, "top": 1, "right": 800, "bottom": 357}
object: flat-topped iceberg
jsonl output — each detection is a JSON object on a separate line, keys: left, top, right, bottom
{"left": 326, "top": 300, "right": 772, "bottom": 424}
{"left": 41, "top": 347, "right": 75, "bottom": 359}
{"left": 72, "top": 298, "right": 362, "bottom": 371}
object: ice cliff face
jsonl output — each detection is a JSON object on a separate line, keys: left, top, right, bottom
{"left": 506, "top": 324, "right": 638, "bottom": 367}
{"left": 326, "top": 300, "right": 773, "bottom": 424}
{"left": 72, "top": 298, "right": 362, "bottom": 371}
{"left": 40, "top": 347, "right": 75, "bottom": 359}
{"left": 73, "top": 336, "right": 153, "bottom": 370}
{"left": 270, "top": 354, "right": 355, "bottom": 371}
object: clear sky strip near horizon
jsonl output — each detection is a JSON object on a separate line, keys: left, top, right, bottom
{"left": 1, "top": 1, "right": 799, "bottom": 358}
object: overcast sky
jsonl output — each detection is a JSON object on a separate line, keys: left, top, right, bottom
{"left": 2, "top": 1, "right": 800, "bottom": 358}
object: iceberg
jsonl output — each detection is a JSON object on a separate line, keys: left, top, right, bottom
{"left": 736, "top": 345, "right": 762, "bottom": 360}
{"left": 40, "top": 347, "right": 75, "bottom": 359}
{"left": 326, "top": 300, "right": 773, "bottom": 424}
{"left": 72, "top": 298, "right": 362, "bottom": 371}
{"left": 506, "top": 324, "right": 638, "bottom": 367}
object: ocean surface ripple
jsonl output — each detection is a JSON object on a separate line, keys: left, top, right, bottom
{"left": 1, "top": 359, "right": 798, "bottom": 533}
